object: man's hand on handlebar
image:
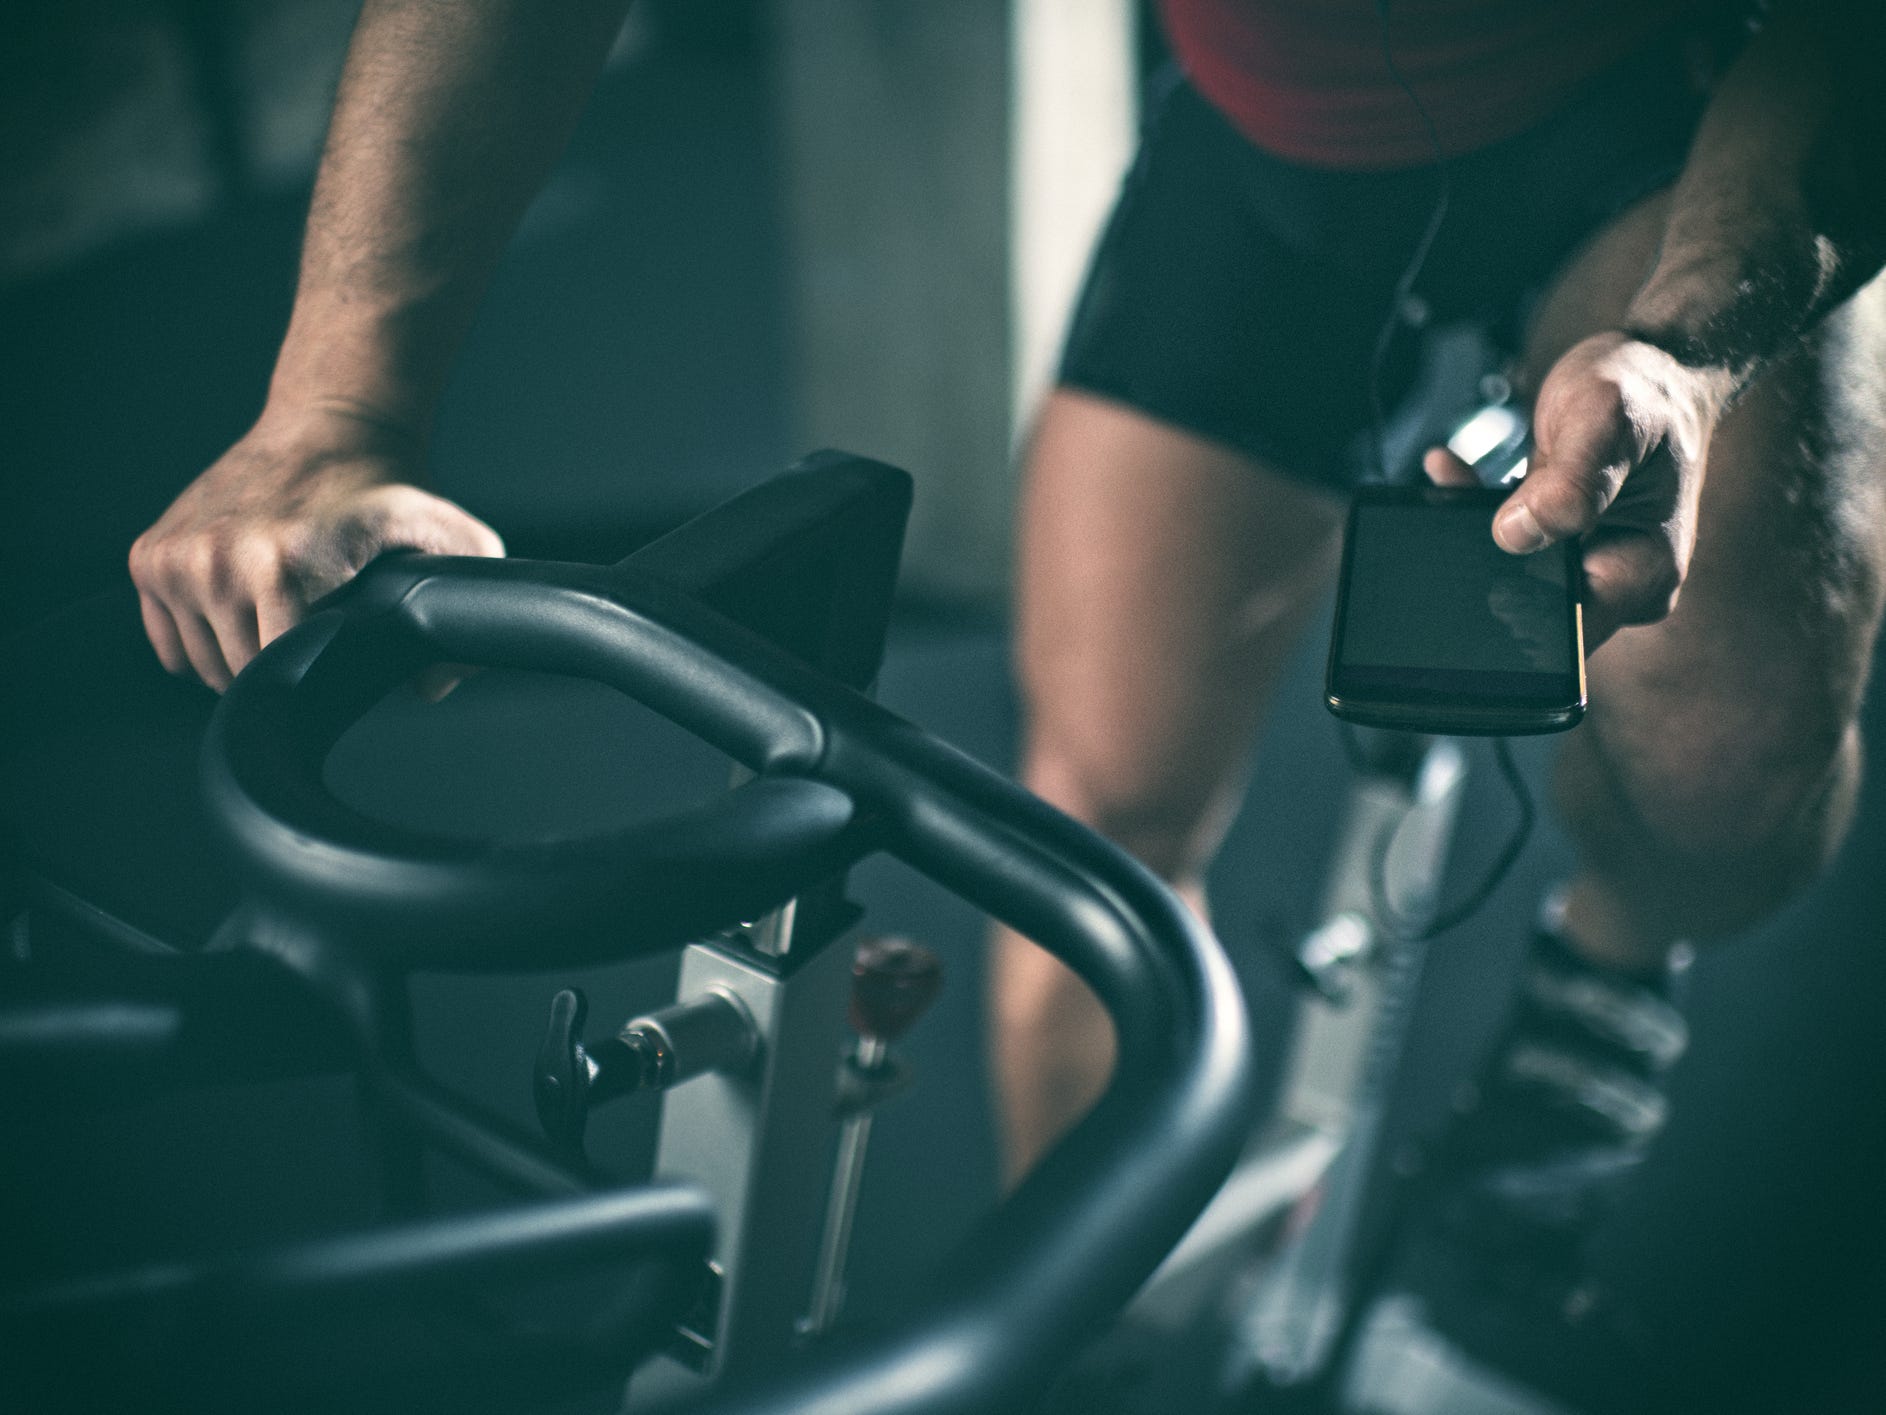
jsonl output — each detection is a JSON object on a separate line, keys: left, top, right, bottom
{"left": 128, "top": 406, "right": 504, "bottom": 691}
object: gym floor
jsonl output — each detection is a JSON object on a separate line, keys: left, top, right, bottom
{"left": 5, "top": 9, "right": 1884, "bottom": 1411}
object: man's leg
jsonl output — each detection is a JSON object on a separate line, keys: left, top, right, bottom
{"left": 1382, "top": 196, "right": 1886, "bottom": 1410}
{"left": 1520, "top": 193, "right": 1886, "bottom": 975}
{"left": 991, "top": 388, "right": 1344, "bottom": 1185}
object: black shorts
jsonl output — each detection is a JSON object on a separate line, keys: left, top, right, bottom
{"left": 1058, "top": 38, "right": 1711, "bottom": 494}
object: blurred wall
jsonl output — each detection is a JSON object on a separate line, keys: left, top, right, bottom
{"left": 1010, "top": 0, "right": 1137, "bottom": 439}
{"left": 0, "top": 0, "right": 355, "bottom": 284}
{"left": 1, "top": 0, "right": 1139, "bottom": 612}
{"left": 772, "top": 0, "right": 1135, "bottom": 602}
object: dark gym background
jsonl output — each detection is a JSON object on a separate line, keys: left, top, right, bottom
{"left": 4, "top": 4, "right": 1884, "bottom": 1410}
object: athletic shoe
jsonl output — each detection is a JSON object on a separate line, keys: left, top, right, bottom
{"left": 1363, "top": 892, "right": 1689, "bottom": 1414}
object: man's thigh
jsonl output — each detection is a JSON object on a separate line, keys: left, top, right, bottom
{"left": 1014, "top": 389, "right": 1344, "bottom": 872}
{"left": 1519, "top": 192, "right": 1886, "bottom": 837}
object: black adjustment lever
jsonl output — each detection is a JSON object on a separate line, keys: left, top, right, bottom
{"left": 535, "top": 986, "right": 759, "bottom": 1160}
{"left": 535, "top": 988, "right": 593, "bottom": 1157}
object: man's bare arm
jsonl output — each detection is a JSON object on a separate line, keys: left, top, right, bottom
{"left": 1622, "top": 1, "right": 1886, "bottom": 387}
{"left": 274, "top": 0, "right": 636, "bottom": 430}
{"left": 1430, "top": 2, "right": 1886, "bottom": 644}
{"left": 130, "top": 0, "right": 634, "bottom": 688}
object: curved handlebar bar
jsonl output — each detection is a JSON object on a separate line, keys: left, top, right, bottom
{"left": 204, "top": 558, "right": 868, "bottom": 969}
{"left": 202, "top": 518, "right": 1258, "bottom": 1411}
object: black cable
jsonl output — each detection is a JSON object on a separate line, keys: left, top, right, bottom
{"left": 1366, "top": 734, "right": 1537, "bottom": 942}
{"left": 1352, "top": 1, "right": 1537, "bottom": 940}
{"left": 1286, "top": 20, "right": 1550, "bottom": 1407}
{"left": 1365, "top": 0, "right": 1452, "bottom": 485}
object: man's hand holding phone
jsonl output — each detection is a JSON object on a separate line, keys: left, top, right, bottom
{"left": 1424, "top": 330, "right": 1730, "bottom": 650}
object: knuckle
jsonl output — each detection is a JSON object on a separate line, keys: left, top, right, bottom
{"left": 142, "top": 535, "right": 197, "bottom": 592}
{"left": 1533, "top": 476, "right": 1603, "bottom": 535}
{"left": 235, "top": 537, "right": 286, "bottom": 592}
{"left": 189, "top": 537, "right": 248, "bottom": 601}
{"left": 205, "top": 539, "right": 239, "bottom": 590}
{"left": 1615, "top": 563, "right": 1683, "bottom": 627}
{"left": 1574, "top": 376, "right": 1628, "bottom": 427}
{"left": 1572, "top": 454, "right": 1627, "bottom": 506}
{"left": 173, "top": 535, "right": 218, "bottom": 584}
{"left": 272, "top": 521, "right": 319, "bottom": 574}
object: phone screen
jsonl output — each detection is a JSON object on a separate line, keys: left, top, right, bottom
{"left": 1327, "top": 486, "right": 1584, "bottom": 733}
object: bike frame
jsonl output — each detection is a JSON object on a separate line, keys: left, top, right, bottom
{"left": 0, "top": 451, "right": 1256, "bottom": 1415}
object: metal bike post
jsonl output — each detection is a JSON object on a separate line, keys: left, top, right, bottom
{"left": 627, "top": 901, "right": 854, "bottom": 1405}
{"left": 1229, "top": 735, "right": 1468, "bottom": 1393}
{"left": 1124, "top": 737, "right": 1468, "bottom": 1361}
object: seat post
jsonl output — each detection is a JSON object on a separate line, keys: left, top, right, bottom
{"left": 627, "top": 900, "right": 856, "bottom": 1405}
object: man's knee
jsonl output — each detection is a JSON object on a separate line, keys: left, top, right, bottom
{"left": 1652, "top": 715, "right": 1847, "bottom": 862}
{"left": 990, "top": 929, "right": 1111, "bottom": 1045}
{"left": 1559, "top": 690, "right": 1861, "bottom": 897}
{"left": 987, "top": 923, "right": 1117, "bottom": 1180}
{"left": 1019, "top": 733, "right": 1232, "bottom": 887}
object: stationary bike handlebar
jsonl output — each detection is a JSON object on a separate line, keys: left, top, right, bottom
{"left": 206, "top": 555, "right": 867, "bottom": 971}
{"left": 203, "top": 530, "right": 1258, "bottom": 1412}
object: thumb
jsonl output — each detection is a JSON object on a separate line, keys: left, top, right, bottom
{"left": 1493, "top": 402, "right": 1637, "bottom": 555}
{"left": 365, "top": 484, "right": 507, "bottom": 560}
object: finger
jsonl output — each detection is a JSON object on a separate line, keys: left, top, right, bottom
{"left": 1422, "top": 447, "right": 1478, "bottom": 487}
{"left": 138, "top": 593, "right": 191, "bottom": 677}
{"left": 462, "top": 515, "right": 505, "bottom": 559}
{"left": 413, "top": 661, "right": 480, "bottom": 703}
{"left": 366, "top": 486, "right": 506, "bottom": 560}
{"left": 255, "top": 591, "right": 302, "bottom": 653}
{"left": 174, "top": 611, "right": 235, "bottom": 692}
{"left": 207, "top": 603, "right": 262, "bottom": 679}
{"left": 1494, "top": 450, "right": 1631, "bottom": 553}
{"left": 427, "top": 498, "right": 504, "bottom": 559}
{"left": 1579, "top": 528, "right": 1682, "bottom": 650}
{"left": 1496, "top": 415, "right": 1636, "bottom": 554}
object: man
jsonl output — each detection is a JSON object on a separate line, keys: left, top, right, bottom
{"left": 128, "top": 0, "right": 1884, "bottom": 1401}
{"left": 985, "top": 1, "right": 1886, "bottom": 1405}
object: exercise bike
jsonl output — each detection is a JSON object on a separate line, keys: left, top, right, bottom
{"left": 0, "top": 451, "right": 1254, "bottom": 1413}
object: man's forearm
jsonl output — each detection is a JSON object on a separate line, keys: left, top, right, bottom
{"left": 265, "top": 0, "right": 635, "bottom": 437}
{"left": 1625, "top": 2, "right": 1886, "bottom": 397}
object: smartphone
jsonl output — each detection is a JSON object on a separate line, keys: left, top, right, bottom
{"left": 1325, "top": 483, "right": 1585, "bottom": 735}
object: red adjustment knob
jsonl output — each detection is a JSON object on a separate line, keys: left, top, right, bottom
{"left": 847, "top": 936, "right": 943, "bottom": 1044}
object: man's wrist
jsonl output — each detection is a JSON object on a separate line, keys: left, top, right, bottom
{"left": 1616, "top": 320, "right": 1734, "bottom": 373}
{"left": 266, "top": 285, "right": 460, "bottom": 443}
{"left": 248, "top": 395, "right": 431, "bottom": 469}
{"left": 1596, "top": 328, "right": 1738, "bottom": 436}
{"left": 1616, "top": 313, "right": 1760, "bottom": 415}
{"left": 1622, "top": 222, "right": 1841, "bottom": 396}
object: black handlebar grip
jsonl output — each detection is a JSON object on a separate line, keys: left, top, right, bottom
{"left": 203, "top": 558, "right": 871, "bottom": 971}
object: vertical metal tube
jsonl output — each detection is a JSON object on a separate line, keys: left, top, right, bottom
{"left": 802, "top": 1036, "right": 888, "bottom": 1336}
